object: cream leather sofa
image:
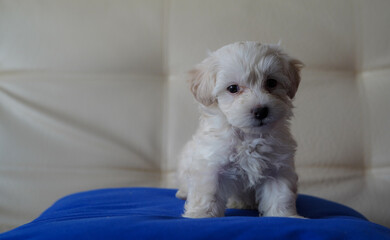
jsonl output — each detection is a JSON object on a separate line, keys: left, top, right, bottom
{"left": 0, "top": 0, "right": 389, "bottom": 232}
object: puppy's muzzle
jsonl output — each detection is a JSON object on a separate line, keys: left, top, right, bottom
{"left": 253, "top": 107, "right": 269, "bottom": 120}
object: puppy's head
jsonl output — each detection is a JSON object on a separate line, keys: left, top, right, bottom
{"left": 189, "top": 42, "right": 303, "bottom": 132}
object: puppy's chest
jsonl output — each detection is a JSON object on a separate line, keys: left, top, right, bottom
{"left": 220, "top": 137, "right": 287, "bottom": 185}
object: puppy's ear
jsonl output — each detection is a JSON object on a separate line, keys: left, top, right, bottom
{"left": 189, "top": 56, "right": 218, "bottom": 106}
{"left": 286, "top": 58, "right": 304, "bottom": 99}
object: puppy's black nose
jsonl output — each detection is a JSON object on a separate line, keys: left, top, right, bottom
{"left": 253, "top": 107, "right": 269, "bottom": 120}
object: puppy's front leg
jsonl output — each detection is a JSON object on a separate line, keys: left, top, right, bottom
{"left": 256, "top": 170, "right": 300, "bottom": 218}
{"left": 183, "top": 170, "right": 226, "bottom": 218}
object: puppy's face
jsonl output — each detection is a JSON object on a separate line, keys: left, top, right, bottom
{"left": 190, "top": 42, "right": 303, "bottom": 132}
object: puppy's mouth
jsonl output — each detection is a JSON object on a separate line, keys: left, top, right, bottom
{"left": 239, "top": 120, "right": 270, "bottom": 134}
{"left": 253, "top": 117, "right": 278, "bottom": 129}
{"left": 252, "top": 120, "right": 267, "bottom": 127}
{"left": 258, "top": 120, "right": 266, "bottom": 127}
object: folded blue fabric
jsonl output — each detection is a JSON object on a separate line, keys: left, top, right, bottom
{"left": 1, "top": 188, "right": 389, "bottom": 240}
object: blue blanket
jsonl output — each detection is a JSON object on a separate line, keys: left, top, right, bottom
{"left": 1, "top": 188, "right": 389, "bottom": 240}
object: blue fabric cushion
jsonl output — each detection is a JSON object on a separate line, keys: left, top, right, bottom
{"left": 1, "top": 187, "right": 389, "bottom": 240}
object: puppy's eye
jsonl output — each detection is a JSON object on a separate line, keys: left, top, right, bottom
{"left": 265, "top": 79, "right": 278, "bottom": 90}
{"left": 227, "top": 85, "right": 240, "bottom": 93}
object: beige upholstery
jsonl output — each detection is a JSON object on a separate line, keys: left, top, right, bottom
{"left": 0, "top": 0, "right": 389, "bottom": 232}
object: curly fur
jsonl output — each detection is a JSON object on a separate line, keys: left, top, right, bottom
{"left": 176, "top": 42, "right": 303, "bottom": 218}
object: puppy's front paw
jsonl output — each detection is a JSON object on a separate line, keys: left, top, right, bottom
{"left": 183, "top": 206, "right": 225, "bottom": 218}
{"left": 183, "top": 211, "right": 213, "bottom": 219}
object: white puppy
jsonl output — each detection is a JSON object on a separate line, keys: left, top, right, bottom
{"left": 176, "top": 42, "right": 303, "bottom": 218}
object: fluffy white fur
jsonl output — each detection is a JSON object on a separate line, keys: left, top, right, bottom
{"left": 176, "top": 42, "right": 304, "bottom": 218}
